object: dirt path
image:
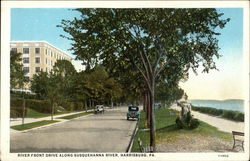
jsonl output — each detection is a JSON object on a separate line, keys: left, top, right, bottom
{"left": 171, "top": 104, "right": 244, "bottom": 133}
{"left": 156, "top": 133, "right": 233, "bottom": 152}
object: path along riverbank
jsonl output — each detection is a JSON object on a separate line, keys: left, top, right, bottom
{"left": 171, "top": 103, "right": 244, "bottom": 133}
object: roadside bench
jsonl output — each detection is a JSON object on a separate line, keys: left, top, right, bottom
{"left": 138, "top": 138, "right": 155, "bottom": 153}
{"left": 232, "top": 131, "right": 244, "bottom": 151}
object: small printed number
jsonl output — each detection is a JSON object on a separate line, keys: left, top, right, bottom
{"left": 218, "top": 154, "right": 228, "bottom": 157}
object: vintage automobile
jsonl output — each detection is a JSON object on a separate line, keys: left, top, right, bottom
{"left": 94, "top": 105, "right": 104, "bottom": 114}
{"left": 127, "top": 105, "right": 140, "bottom": 120}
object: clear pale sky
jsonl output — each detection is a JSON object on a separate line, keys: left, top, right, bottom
{"left": 11, "top": 8, "right": 244, "bottom": 100}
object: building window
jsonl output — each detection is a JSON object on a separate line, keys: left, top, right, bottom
{"left": 46, "top": 49, "right": 47, "bottom": 55}
{"left": 23, "top": 57, "right": 29, "bottom": 64}
{"left": 23, "top": 67, "right": 29, "bottom": 74}
{"left": 35, "top": 48, "right": 40, "bottom": 54}
{"left": 35, "top": 67, "right": 40, "bottom": 73}
{"left": 51, "top": 60, "right": 53, "bottom": 66}
{"left": 23, "top": 48, "right": 29, "bottom": 54}
{"left": 11, "top": 48, "right": 17, "bottom": 53}
{"left": 35, "top": 57, "right": 40, "bottom": 64}
{"left": 46, "top": 58, "right": 47, "bottom": 64}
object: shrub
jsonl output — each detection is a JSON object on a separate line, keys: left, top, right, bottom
{"left": 25, "top": 99, "right": 51, "bottom": 113}
{"left": 189, "top": 119, "right": 199, "bottom": 129}
{"left": 222, "top": 110, "right": 235, "bottom": 120}
{"left": 10, "top": 99, "right": 27, "bottom": 118}
{"left": 185, "top": 111, "right": 192, "bottom": 125}
{"left": 234, "top": 112, "right": 244, "bottom": 122}
{"left": 176, "top": 111, "right": 199, "bottom": 129}
{"left": 175, "top": 117, "right": 184, "bottom": 129}
{"left": 11, "top": 98, "right": 51, "bottom": 114}
{"left": 10, "top": 107, "right": 27, "bottom": 118}
{"left": 10, "top": 98, "right": 86, "bottom": 117}
{"left": 192, "top": 106, "right": 223, "bottom": 116}
{"left": 192, "top": 105, "right": 244, "bottom": 122}
{"left": 11, "top": 98, "right": 23, "bottom": 107}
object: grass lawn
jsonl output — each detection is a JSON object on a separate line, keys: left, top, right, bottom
{"left": 57, "top": 111, "right": 93, "bottom": 119}
{"left": 131, "top": 108, "right": 232, "bottom": 152}
{"left": 11, "top": 120, "right": 59, "bottom": 131}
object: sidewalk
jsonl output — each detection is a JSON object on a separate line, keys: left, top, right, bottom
{"left": 171, "top": 103, "right": 244, "bottom": 133}
{"left": 10, "top": 110, "right": 92, "bottom": 127}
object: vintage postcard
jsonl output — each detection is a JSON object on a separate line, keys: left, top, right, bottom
{"left": 1, "top": 1, "right": 249, "bottom": 161}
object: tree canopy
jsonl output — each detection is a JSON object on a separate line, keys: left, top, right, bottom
{"left": 10, "top": 51, "right": 29, "bottom": 89}
{"left": 59, "top": 8, "right": 229, "bottom": 148}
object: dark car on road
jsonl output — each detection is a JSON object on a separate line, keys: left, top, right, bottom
{"left": 127, "top": 105, "right": 140, "bottom": 120}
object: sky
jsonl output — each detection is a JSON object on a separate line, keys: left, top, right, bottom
{"left": 11, "top": 8, "right": 244, "bottom": 100}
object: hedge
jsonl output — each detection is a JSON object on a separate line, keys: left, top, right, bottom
{"left": 10, "top": 99, "right": 51, "bottom": 113}
{"left": 191, "top": 106, "right": 223, "bottom": 116}
{"left": 10, "top": 106, "right": 27, "bottom": 118}
{"left": 191, "top": 105, "right": 244, "bottom": 122}
{"left": 11, "top": 98, "right": 88, "bottom": 118}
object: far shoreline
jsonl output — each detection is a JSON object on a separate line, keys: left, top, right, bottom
{"left": 189, "top": 99, "right": 244, "bottom": 113}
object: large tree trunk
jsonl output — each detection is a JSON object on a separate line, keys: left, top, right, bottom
{"left": 149, "top": 80, "right": 156, "bottom": 150}
{"left": 146, "top": 91, "right": 151, "bottom": 128}
{"left": 143, "top": 91, "right": 148, "bottom": 128}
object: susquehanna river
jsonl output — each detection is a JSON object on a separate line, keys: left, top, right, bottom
{"left": 190, "top": 99, "right": 244, "bottom": 113}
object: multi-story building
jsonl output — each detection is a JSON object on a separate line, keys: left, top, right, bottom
{"left": 10, "top": 41, "right": 72, "bottom": 79}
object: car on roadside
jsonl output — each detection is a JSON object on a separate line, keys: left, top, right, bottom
{"left": 154, "top": 103, "right": 162, "bottom": 109}
{"left": 94, "top": 105, "right": 104, "bottom": 114}
{"left": 127, "top": 105, "right": 140, "bottom": 120}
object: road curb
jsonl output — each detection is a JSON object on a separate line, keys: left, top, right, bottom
{"left": 126, "top": 120, "right": 139, "bottom": 152}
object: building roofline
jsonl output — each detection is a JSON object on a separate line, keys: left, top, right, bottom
{"left": 10, "top": 40, "right": 72, "bottom": 59}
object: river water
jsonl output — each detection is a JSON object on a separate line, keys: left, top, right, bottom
{"left": 190, "top": 99, "right": 244, "bottom": 113}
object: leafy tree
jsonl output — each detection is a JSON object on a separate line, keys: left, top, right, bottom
{"left": 31, "top": 71, "right": 62, "bottom": 120}
{"left": 53, "top": 60, "right": 77, "bottom": 101}
{"left": 30, "top": 71, "right": 50, "bottom": 99}
{"left": 46, "top": 72, "right": 62, "bottom": 120}
{"left": 104, "top": 77, "right": 122, "bottom": 108}
{"left": 10, "top": 51, "right": 29, "bottom": 124}
{"left": 155, "top": 82, "right": 184, "bottom": 107}
{"left": 10, "top": 51, "right": 29, "bottom": 89}
{"left": 58, "top": 8, "right": 229, "bottom": 149}
{"left": 73, "top": 72, "right": 90, "bottom": 111}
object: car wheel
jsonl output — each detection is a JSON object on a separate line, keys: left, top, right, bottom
{"left": 127, "top": 117, "right": 129, "bottom": 120}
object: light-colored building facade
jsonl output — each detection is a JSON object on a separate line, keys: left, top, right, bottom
{"left": 10, "top": 41, "right": 72, "bottom": 79}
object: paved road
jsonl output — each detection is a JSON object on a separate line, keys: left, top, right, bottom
{"left": 10, "top": 106, "right": 137, "bottom": 152}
